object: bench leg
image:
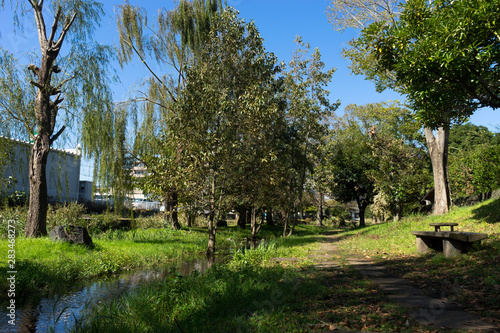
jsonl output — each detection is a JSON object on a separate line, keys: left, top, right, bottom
{"left": 443, "top": 239, "right": 465, "bottom": 258}
{"left": 416, "top": 236, "right": 442, "bottom": 253}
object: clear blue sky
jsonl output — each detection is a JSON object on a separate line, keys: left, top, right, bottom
{"left": 1, "top": 0, "right": 499, "bottom": 180}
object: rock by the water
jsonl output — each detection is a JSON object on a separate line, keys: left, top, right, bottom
{"left": 50, "top": 225, "right": 93, "bottom": 247}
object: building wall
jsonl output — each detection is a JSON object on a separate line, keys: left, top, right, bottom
{"left": 1, "top": 138, "right": 81, "bottom": 202}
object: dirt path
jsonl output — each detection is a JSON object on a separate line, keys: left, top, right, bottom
{"left": 287, "top": 233, "right": 498, "bottom": 331}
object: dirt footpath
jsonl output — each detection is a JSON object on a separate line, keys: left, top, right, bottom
{"left": 297, "top": 233, "right": 498, "bottom": 332}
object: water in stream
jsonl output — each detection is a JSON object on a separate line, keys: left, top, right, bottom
{"left": 1, "top": 254, "right": 227, "bottom": 333}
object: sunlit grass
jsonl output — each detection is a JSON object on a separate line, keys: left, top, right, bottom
{"left": 72, "top": 231, "right": 417, "bottom": 333}
{"left": 334, "top": 197, "right": 500, "bottom": 325}
{"left": 0, "top": 222, "right": 324, "bottom": 303}
{"left": 336, "top": 197, "right": 500, "bottom": 258}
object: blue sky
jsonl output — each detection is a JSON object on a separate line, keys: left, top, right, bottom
{"left": 1, "top": 0, "right": 499, "bottom": 180}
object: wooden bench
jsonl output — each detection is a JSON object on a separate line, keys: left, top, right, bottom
{"left": 412, "top": 223, "right": 488, "bottom": 258}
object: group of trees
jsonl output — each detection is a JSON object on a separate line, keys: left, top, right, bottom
{"left": 116, "top": 3, "right": 337, "bottom": 253}
{"left": 327, "top": 0, "right": 499, "bottom": 215}
{"left": 321, "top": 102, "right": 431, "bottom": 225}
{"left": 0, "top": 0, "right": 497, "bottom": 254}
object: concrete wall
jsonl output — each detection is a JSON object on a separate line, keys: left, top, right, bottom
{"left": 1, "top": 138, "right": 81, "bottom": 202}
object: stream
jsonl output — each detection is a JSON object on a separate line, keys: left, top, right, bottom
{"left": 1, "top": 253, "right": 228, "bottom": 333}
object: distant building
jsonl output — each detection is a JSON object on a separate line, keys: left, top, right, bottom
{"left": 348, "top": 201, "right": 360, "bottom": 221}
{"left": 78, "top": 180, "right": 93, "bottom": 203}
{"left": 127, "top": 163, "right": 161, "bottom": 211}
{"left": 0, "top": 137, "right": 81, "bottom": 203}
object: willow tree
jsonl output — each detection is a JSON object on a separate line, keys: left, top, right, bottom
{"left": 0, "top": 0, "right": 116, "bottom": 237}
{"left": 115, "top": 0, "right": 223, "bottom": 229}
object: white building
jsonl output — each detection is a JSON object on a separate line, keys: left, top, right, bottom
{"left": 0, "top": 137, "right": 82, "bottom": 203}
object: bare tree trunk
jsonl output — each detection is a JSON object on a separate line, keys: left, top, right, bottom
{"left": 425, "top": 127, "right": 451, "bottom": 215}
{"left": 25, "top": 3, "right": 75, "bottom": 237}
{"left": 25, "top": 134, "right": 50, "bottom": 237}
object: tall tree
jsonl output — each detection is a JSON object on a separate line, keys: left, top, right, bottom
{"left": 361, "top": 0, "right": 500, "bottom": 212}
{"left": 115, "top": 0, "right": 223, "bottom": 229}
{"left": 323, "top": 116, "right": 376, "bottom": 227}
{"left": 361, "top": 103, "right": 432, "bottom": 220}
{"left": 327, "top": 0, "right": 454, "bottom": 215}
{"left": 175, "top": 8, "right": 283, "bottom": 254}
{"left": 0, "top": 0, "right": 116, "bottom": 237}
{"left": 282, "top": 37, "right": 338, "bottom": 236}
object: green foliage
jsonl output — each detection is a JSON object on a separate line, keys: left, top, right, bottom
{"left": 449, "top": 144, "right": 500, "bottom": 198}
{"left": 46, "top": 202, "right": 85, "bottom": 227}
{"left": 1, "top": 0, "right": 120, "bottom": 236}
{"left": 448, "top": 124, "right": 500, "bottom": 198}
{"left": 370, "top": 0, "right": 500, "bottom": 127}
{"left": 449, "top": 123, "right": 497, "bottom": 152}
{"left": 280, "top": 36, "right": 338, "bottom": 224}
{"left": 324, "top": 102, "right": 433, "bottom": 223}
{"left": 173, "top": 7, "right": 285, "bottom": 243}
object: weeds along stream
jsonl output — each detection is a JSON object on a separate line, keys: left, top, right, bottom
{"left": 0, "top": 253, "right": 228, "bottom": 332}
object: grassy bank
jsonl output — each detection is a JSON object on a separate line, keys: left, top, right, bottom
{"left": 335, "top": 197, "right": 500, "bottom": 326}
{"left": 73, "top": 239, "right": 417, "bottom": 333}
{"left": 0, "top": 219, "right": 321, "bottom": 303}
{"left": 72, "top": 198, "right": 500, "bottom": 332}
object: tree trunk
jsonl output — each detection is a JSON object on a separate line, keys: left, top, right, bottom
{"left": 316, "top": 192, "right": 324, "bottom": 227}
{"left": 357, "top": 199, "right": 368, "bottom": 227}
{"left": 266, "top": 208, "right": 274, "bottom": 226}
{"left": 237, "top": 206, "right": 247, "bottom": 229}
{"left": 425, "top": 127, "right": 451, "bottom": 215}
{"left": 25, "top": 134, "right": 50, "bottom": 237}
{"left": 250, "top": 206, "right": 257, "bottom": 241}
{"left": 282, "top": 209, "right": 289, "bottom": 237}
{"left": 206, "top": 173, "right": 217, "bottom": 255}
{"left": 207, "top": 212, "right": 216, "bottom": 255}
{"left": 164, "top": 191, "right": 181, "bottom": 229}
{"left": 25, "top": 3, "right": 75, "bottom": 237}
{"left": 287, "top": 205, "right": 298, "bottom": 237}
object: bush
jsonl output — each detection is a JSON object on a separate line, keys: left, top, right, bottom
{"left": 47, "top": 202, "right": 86, "bottom": 229}
{"left": 0, "top": 206, "right": 27, "bottom": 238}
{"left": 449, "top": 144, "right": 500, "bottom": 199}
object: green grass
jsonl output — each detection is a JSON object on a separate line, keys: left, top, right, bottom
{"left": 336, "top": 197, "right": 500, "bottom": 257}
{"left": 0, "top": 222, "right": 324, "bottom": 304}
{"left": 72, "top": 236, "right": 419, "bottom": 333}
{"left": 334, "top": 197, "right": 500, "bottom": 326}
{"left": 0, "top": 228, "right": 208, "bottom": 302}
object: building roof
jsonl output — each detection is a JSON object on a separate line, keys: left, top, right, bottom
{"left": 0, "top": 136, "right": 81, "bottom": 157}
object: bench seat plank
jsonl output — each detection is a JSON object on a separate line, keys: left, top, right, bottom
{"left": 412, "top": 231, "right": 488, "bottom": 243}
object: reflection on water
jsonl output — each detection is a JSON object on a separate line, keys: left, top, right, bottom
{"left": 0, "top": 254, "right": 227, "bottom": 333}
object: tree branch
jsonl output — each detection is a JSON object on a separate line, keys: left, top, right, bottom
{"left": 28, "top": 64, "right": 40, "bottom": 76}
{"left": 50, "top": 125, "right": 65, "bottom": 145}
{"left": 121, "top": 36, "right": 177, "bottom": 102}
{"left": 54, "top": 13, "right": 77, "bottom": 50}
{"left": 29, "top": 0, "right": 48, "bottom": 50}
{"left": 30, "top": 80, "right": 44, "bottom": 90}
{"left": 48, "top": 6, "right": 62, "bottom": 46}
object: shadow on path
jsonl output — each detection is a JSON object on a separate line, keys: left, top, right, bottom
{"left": 305, "top": 233, "right": 498, "bottom": 332}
